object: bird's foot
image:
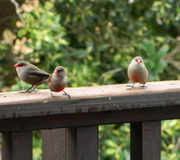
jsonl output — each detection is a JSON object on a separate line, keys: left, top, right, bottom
{"left": 19, "top": 91, "right": 28, "bottom": 93}
{"left": 29, "top": 89, "right": 38, "bottom": 93}
{"left": 63, "top": 91, "right": 71, "bottom": 98}
{"left": 126, "top": 83, "right": 135, "bottom": 90}
{"left": 141, "top": 84, "right": 147, "bottom": 89}
{"left": 51, "top": 92, "right": 55, "bottom": 97}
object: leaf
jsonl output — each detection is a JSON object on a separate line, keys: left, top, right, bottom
{"left": 142, "top": 39, "right": 156, "bottom": 55}
{"left": 72, "top": 49, "right": 89, "bottom": 59}
{"left": 158, "top": 44, "right": 169, "bottom": 56}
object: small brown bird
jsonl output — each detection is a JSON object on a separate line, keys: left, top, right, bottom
{"left": 14, "top": 61, "right": 50, "bottom": 92}
{"left": 48, "top": 66, "right": 70, "bottom": 98}
{"left": 127, "top": 56, "right": 149, "bottom": 88}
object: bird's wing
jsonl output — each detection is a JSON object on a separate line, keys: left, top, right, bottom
{"left": 27, "top": 70, "right": 50, "bottom": 83}
{"left": 46, "top": 74, "right": 52, "bottom": 83}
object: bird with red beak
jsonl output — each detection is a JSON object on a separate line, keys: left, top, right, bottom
{"left": 127, "top": 56, "right": 149, "bottom": 88}
{"left": 14, "top": 61, "right": 50, "bottom": 93}
{"left": 47, "top": 66, "right": 70, "bottom": 98}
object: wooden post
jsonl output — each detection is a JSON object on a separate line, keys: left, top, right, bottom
{"left": 77, "top": 126, "right": 98, "bottom": 160}
{"left": 2, "top": 133, "right": 12, "bottom": 160}
{"left": 42, "top": 128, "right": 77, "bottom": 160}
{"left": 2, "top": 131, "right": 32, "bottom": 160}
{"left": 12, "top": 131, "right": 32, "bottom": 160}
{"left": 42, "top": 126, "right": 98, "bottom": 160}
{"left": 130, "top": 121, "right": 161, "bottom": 160}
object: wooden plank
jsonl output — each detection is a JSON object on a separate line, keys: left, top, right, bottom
{"left": 12, "top": 131, "right": 32, "bottom": 160}
{"left": 42, "top": 128, "right": 76, "bottom": 160}
{"left": 77, "top": 126, "right": 98, "bottom": 160}
{"left": 0, "top": 105, "right": 178, "bottom": 132}
{"left": 130, "top": 121, "right": 161, "bottom": 160}
{"left": 0, "top": 91, "right": 180, "bottom": 120}
{"left": 0, "top": 81, "right": 179, "bottom": 121}
{"left": 0, "top": 80, "right": 180, "bottom": 105}
{"left": 2, "top": 133, "right": 12, "bottom": 160}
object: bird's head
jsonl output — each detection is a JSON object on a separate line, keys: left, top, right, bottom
{"left": 14, "top": 61, "right": 28, "bottom": 68}
{"left": 134, "top": 56, "right": 143, "bottom": 64}
{"left": 53, "top": 66, "right": 65, "bottom": 75}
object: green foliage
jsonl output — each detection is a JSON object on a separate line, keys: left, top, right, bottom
{"left": 16, "top": 1, "right": 68, "bottom": 66}
{"left": 0, "top": 0, "right": 179, "bottom": 160}
{"left": 99, "top": 124, "right": 130, "bottom": 160}
{"left": 138, "top": 39, "right": 169, "bottom": 80}
{"left": 162, "top": 120, "right": 180, "bottom": 160}
{"left": 33, "top": 131, "right": 42, "bottom": 160}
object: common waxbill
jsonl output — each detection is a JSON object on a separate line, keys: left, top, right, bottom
{"left": 127, "top": 56, "right": 149, "bottom": 88}
{"left": 48, "top": 66, "right": 70, "bottom": 98}
{"left": 14, "top": 61, "right": 50, "bottom": 92}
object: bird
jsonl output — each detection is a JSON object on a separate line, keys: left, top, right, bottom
{"left": 47, "top": 66, "right": 70, "bottom": 98}
{"left": 14, "top": 61, "right": 50, "bottom": 93}
{"left": 127, "top": 56, "right": 149, "bottom": 88}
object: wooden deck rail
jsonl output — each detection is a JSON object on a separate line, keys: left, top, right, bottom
{"left": 0, "top": 80, "right": 180, "bottom": 160}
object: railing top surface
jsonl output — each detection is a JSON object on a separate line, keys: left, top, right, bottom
{"left": 0, "top": 80, "right": 180, "bottom": 120}
{"left": 1, "top": 80, "right": 180, "bottom": 104}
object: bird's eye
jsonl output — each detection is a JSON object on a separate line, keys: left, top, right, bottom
{"left": 135, "top": 59, "right": 142, "bottom": 63}
{"left": 54, "top": 69, "right": 64, "bottom": 74}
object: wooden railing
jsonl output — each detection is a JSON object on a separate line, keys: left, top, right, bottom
{"left": 1, "top": 80, "right": 180, "bottom": 160}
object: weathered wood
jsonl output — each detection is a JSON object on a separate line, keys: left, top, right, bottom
{"left": 42, "top": 126, "right": 98, "bottom": 160}
{"left": 77, "top": 126, "right": 98, "bottom": 160}
{"left": 12, "top": 131, "right": 32, "bottom": 160}
{"left": 2, "top": 133, "right": 12, "bottom": 160}
{"left": 130, "top": 121, "right": 161, "bottom": 160}
{"left": 2, "top": 131, "right": 32, "bottom": 160}
{"left": 0, "top": 81, "right": 180, "bottom": 121}
{"left": 0, "top": 105, "right": 179, "bottom": 132}
{"left": 42, "top": 128, "right": 76, "bottom": 160}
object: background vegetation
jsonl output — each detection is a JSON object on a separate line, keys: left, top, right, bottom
{"left": 0, "top": 0, "right": 180, "bottom": 159}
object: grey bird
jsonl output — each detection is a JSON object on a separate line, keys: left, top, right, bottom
{"left": 14, "top": 61, "right": 50, "bottom": 92}
{"left": 47, "top": 66, "right": 70, "bottom": 98}
{"left": 127, "top": 56, "right": 149, "bottom": 88}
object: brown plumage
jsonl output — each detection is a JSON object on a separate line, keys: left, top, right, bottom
{"left": 14, "top": 61, "right": 50, "bottom": 92}
{"left": 47, "top": 66, "right": 70, "bottom": 98}
{"left": 127, "top": 56, "right": 149, "bottom": 88}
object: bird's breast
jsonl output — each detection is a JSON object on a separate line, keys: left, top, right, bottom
{"left": 131, "top": 73, "right": 141, "bottom": 82}
{"left": 53, "top": 85, "right": 65, "bottom": 92}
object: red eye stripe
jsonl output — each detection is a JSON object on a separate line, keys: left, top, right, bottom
{"left": 135, "top": 59, "right": 142, "bottom": 63}
{"left": 54, "top": 69, "right": 64, "bottom": 74}
{"left": 13, "top": 64, "right": 26, "bottom": 67}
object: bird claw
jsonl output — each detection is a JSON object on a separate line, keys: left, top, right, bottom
{"left": 126, "top": 84, "right": 135, "bottom": 90}
{"left": 63, "top": 91, "right": 71, "bottom": 98}
{"left": 126, "top": 87, "right": 133, "bottom": 90}
{"left": 141, "top": 84, "right": 147, "bottom": 89}
{"left": 19, "top": 91, "right": 28, "bottom": 93}
{"left": 50, "top": 91, "right": 71, "bottom": 98}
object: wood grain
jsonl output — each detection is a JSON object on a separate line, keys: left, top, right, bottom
{"left": 0, "top": 81, "right": 180, "bottom": 120}
{"left": 0, "top": 81, "right": 179, "bottom": 132}
{"left": 130, "top": 121, "right": 161, "bottom": 160}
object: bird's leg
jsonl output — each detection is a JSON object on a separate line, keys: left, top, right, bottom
{"left": 141, "top": 83, "right": 146, "bottom": 89}
{"left": 126, "top": 83, "right": 135, "bottom": 90}
{"left": 131, "top": 83, "right": 135, "bottom": 88}
{"left": 19, "top": 85, "right": 34, "bottom": 93}
{"left": 63, "top": 91, "right": 71, "bottom": 98}
{"left": 51, "top": 91, "right": 54, "bottom": 97}
{"left": 30, "top": 86, "right": 37, "bottom": 92}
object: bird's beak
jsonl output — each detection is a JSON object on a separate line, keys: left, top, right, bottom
{"left": 54, "top": 70, "right": 59, "bottom": 74}
{"left": 13, "top": 64, "right": 18, "bottom": 67}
